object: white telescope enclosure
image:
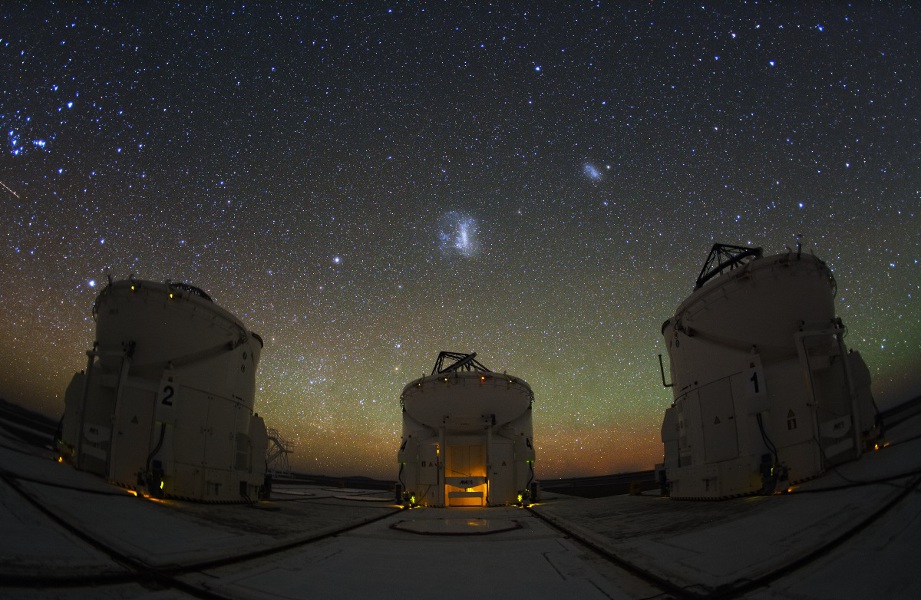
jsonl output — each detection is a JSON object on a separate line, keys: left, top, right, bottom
{"left": 59, "top": 279, "right": 268, "bottom": 502}
{"left": 657, "top": 244, "right": 878, "bottom": 499}
{"left": 398, "top": 352, "right": 536, "bottom": 507}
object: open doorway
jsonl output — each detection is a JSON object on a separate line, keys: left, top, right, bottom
{"left": 445, "top": 444, "right": 487, "bottom": 506}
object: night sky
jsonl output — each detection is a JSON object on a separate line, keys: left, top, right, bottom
{"left": 2, "top": 2, "right": 919, "bottom": 479}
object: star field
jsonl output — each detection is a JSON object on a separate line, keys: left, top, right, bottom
{"left": 1, "top": 2, "right": 919, "bottom": 479}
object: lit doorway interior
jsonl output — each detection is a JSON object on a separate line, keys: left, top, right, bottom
{"left": 445, "top": 444, "right": 487, "bottom": 506}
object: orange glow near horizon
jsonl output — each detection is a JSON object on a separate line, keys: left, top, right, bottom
{"left": 1, "top": 3, "right": 919, "bottom": 485}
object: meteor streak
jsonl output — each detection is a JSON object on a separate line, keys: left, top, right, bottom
{"left": 0, "top": 181, "right": 21, "bottom": 199}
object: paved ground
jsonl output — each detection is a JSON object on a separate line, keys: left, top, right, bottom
{"left": 2, "top": 412, "right": 920, "bottom": 599}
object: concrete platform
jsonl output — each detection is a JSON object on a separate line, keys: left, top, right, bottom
{"left": 2, "top": 412, "right": 920, "bottom": 598}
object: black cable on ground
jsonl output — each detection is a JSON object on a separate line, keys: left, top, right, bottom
{"left": 0, "top": 470, "right": 229, "bottom": 599}
{"left": 0, "top": 467, "right": 404, "bottom": 596}
{"left": 527, "top": 505, "right": 701, "bottom": 600}
{"left": 710, "top": 473, "right": 921, "bottom": 599}
{"left": 529, "top": 471, "right": 921, "bottom": 600}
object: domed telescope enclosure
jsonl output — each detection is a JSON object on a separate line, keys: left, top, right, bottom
{"left": 397, "top": 351, "right": 537, "bottom": 507}
{"left": 58, "top": 278, "right": 268, "bottom": 502}
{"left": 656, "top": 243, "right": 879, "bottom": 499}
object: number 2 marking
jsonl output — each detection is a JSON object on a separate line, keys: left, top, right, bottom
{"left": 161, "top": 385, "right": 174, "bottom": 406}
